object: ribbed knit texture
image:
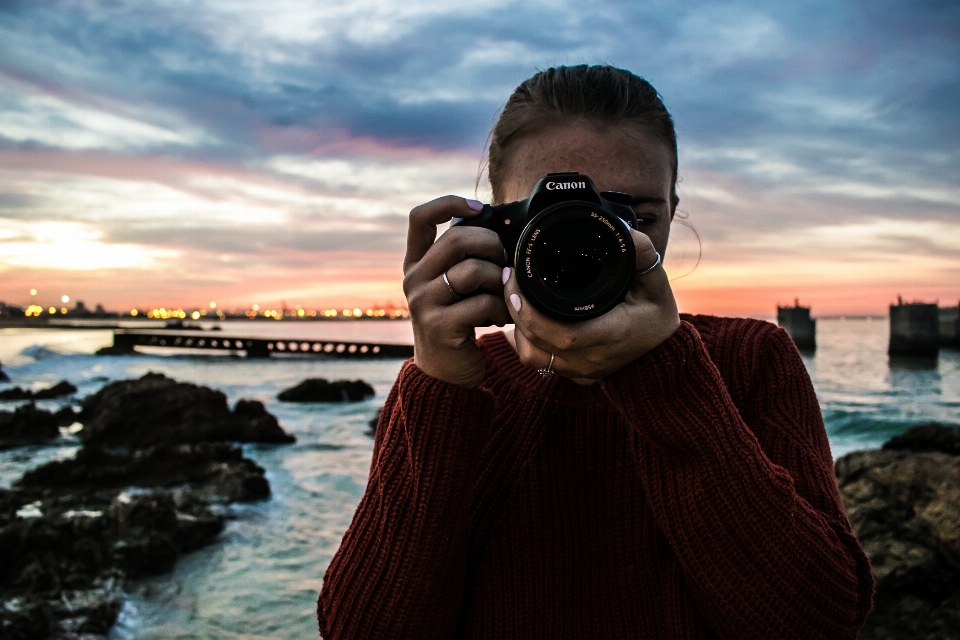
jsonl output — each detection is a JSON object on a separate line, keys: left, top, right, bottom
{"left": 317, "top": 315, "right": 874, "bottom": 639}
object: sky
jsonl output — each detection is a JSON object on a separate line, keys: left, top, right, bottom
{"left": 0, "top": 0, "right": 958, "bottom": 317}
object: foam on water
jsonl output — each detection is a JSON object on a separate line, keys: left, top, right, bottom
{"left": 1, "top": 319, "right": 958, "bottom": 638}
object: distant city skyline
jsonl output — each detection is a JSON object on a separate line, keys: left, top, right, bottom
{"left": 1, "top": 1, "right": 958, "bottom": 317}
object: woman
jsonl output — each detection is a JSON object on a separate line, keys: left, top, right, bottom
{"left": 317, "top": 65, "right": 873, "bottom": 639}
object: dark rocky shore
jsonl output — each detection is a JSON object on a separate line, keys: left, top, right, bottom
{"left": 0, "top": 372, "right": 295, "bottom": 639}
{"left": 0, "top": 404, "right": 77, "bottom": 450}
{"left": 836, "top": 423, "right": 960, "bottom": 639}
{"left": 0, "top": 381, "right": 77, "bottom": 401}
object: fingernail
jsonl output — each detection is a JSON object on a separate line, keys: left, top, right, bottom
{"left": 466, "top": 199, "right": 483, "bottom": 211}
{"left": 502, "top": 267, "right": 511, "bottom": 284}
{"left": 510, "top": 294, "right": 521, "bottom": 312}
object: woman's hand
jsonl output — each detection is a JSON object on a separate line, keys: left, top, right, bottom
{"left": 503, "top": 228, "right": 680, "bottom": 382}
{"left": 403, "top": 196, "right": 512, "bottom": 388}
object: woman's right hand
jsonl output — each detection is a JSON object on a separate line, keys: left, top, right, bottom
{"left": 403, "top": 196, "right": 512, "bottom": 388}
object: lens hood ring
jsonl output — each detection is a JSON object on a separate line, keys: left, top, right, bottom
{"left": 514, "top": 201, "right": 636, "bottom": 321}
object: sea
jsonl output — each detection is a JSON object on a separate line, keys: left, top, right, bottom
{"left": 1, "top": 318, "right": 958, "bottom": 639}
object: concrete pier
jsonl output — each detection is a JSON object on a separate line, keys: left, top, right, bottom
{"left": 889, "top": 298, "right": 939, "bottom": 356}
{"left": 940, "top": 303, "right": 960, "bottom": 348}
{"left": 777, "top": 300, "right": 816, "bottom": 351}
{"left": 98, "top": 330, "right": 414, "bottom": 359}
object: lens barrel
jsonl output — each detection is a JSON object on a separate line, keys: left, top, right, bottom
{"left": 514, "top": 201, "right": 636, "bottom": 320}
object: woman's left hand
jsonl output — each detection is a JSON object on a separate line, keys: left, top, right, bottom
{"left": 503, "top": 228, "right": 681, "bottom": 382}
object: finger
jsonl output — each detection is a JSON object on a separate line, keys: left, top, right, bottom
{"left": 425, "top": 293, "right": 512, "bottom": 335}
{"left": 631, "top": 229, "right": 661, "bottom": 276}
{"left": 404, "top": 196, "right": 483, "bottom": 274}
{"left": 410, "top": 225, "right": 505, "bottom": 286}
{"left": 513, "top": 327, "right": 572, "bottom": 375}
{"left": 441, "top": 258, "right": 506, "bottom": 300}
{"left": 502, "top": 268, "right": 597, "bottom": 353}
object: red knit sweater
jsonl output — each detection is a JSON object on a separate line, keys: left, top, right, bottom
{"left": 317, "top": 315, "right": 874, "bottom": 639}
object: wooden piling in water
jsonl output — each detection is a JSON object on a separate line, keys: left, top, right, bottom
{"left": 889, "top": 297, "right": 939, "bottom": 356}
{"left": 939, "top": 303, "right": 960, "bottom": 348}
{"left": 777, "top": 299, "right": 816, "bottom": 351}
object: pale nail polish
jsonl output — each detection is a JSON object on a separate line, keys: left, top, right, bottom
{"left": 466, "top": 199, "right": 483, "bottom": 211}
{"left": 510, "top": 294, "right": 521, "bottom": 312}
{"left": 502, "top": 267, "right": 511, "bottom": 284}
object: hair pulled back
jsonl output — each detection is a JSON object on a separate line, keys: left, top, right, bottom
{"left": 488, "top": 65, "right": 678, "bottom": 205}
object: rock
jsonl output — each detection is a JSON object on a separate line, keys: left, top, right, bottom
{"left": 0, "top": 403, "right": 61, "bottom": 450}
{"left": 53, "top": 406, "right": 79, "bottom": 427}
{"left": 883, "top": 422, "right": 960, "bottom": 455}
{"left": 0, "top": 486, "right": 222, "bottom": 637}
{"left": 0, "top": 373, "right": 284, "bottom": 638}
{"left": 0, "top": 387, "right": 31, "bottom": 400}
{"left": 277, "top": 378, "right": 375, "bottom": 403}
{"left": 78, "top": 372, "right": 294, "bottom": 447}
{"left": 231, "top": 399, "right": 294, "bottom": 444}
{"left": 62, "top": 594, "right": 123, "bottom": 636}
{"left": 95, "top": 344, "right": 136, "bottom": 356}
{"left": 108, "top": 493, "right": 181, "bottom": 576}
{"left": 34, "top": 381, "right": 78, "bottom": 400}
{"left": 0, "top": 380, "right": 77, "bottom": 401}
{"left": 0, "top": 387, "right": 30, "bottom": 400}
{"left": 0, "top": 361, "right": 9, "bottom": 383}
{"left": 17, "top": 442, "right": 270, "bottom": 503}
{"left": 0, "top": 449, "right": 239, "bottom": 637}
{"left": 836, "top": 423, "right": 960, "bottom": 639}
{"left": 0, "top": 597, "right": 58, "bottom": 640}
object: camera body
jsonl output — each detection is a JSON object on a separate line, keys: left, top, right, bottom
{"left": 452, "top": 172, "right": 637, "bottom": 321}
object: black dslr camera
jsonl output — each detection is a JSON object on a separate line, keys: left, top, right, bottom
{"left": 452, "top": 172, "right": 637, "bottom": 321}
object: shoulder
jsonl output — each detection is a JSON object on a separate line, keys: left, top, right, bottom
{"left": 681, "top": 314, "right": 801, "bottom": 404}
{"left": 681, "top": 313, "right": 783, "bottom": 349}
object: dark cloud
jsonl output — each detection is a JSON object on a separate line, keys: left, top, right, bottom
{"left": 2, "top": 0, "right": 956, "bottom": 167}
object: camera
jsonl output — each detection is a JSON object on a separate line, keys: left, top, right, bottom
{"left": 452, "top": 172, "right": 637, "bottom": 321}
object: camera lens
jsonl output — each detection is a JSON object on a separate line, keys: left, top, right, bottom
{"left": 539, "top": 219, "right": 610, "bottom": 294}
{"left": 515, "top": 202, "right": 636, "bottom": 320}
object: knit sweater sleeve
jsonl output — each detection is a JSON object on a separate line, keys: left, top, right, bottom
{"left": 317, "top": 360, "right": 494, "bottom": 639}
{"left": 600, "top": 320, "right": 874, "bottom": 640}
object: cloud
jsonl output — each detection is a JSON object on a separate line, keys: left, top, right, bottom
{"left": 0, "top": 0, "right": 957, "bottom": 311}
{"left": 0, "top": 75, "right": 212, "bottom": 150}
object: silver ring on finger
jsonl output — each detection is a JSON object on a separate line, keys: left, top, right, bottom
{"left": 638, "top": 251, "right": 661, "bottom": 276}
{"left": 537, "top": 353, "right": 556, "bottom": 377}
{"left": 442, "top": 271, "right": 462, "bottom": 300}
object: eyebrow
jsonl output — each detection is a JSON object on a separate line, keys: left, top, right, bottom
{"left": 629, "top": 195, "right": 667, "bottom": 205}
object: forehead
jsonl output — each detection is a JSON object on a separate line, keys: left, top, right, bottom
{"left": 501, "top": 122, "right": 674, "bottom": 200}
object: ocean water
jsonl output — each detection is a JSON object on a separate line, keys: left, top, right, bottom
{"left": 1, "top": 318, "right": 958, "bottom": 639}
